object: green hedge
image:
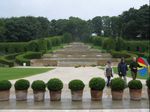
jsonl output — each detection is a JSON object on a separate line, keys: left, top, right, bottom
{"left": 0, "top": 42, "right": 27, "bottom": 54}
{"left": 88, "top": 36, "right": 149, "bottom": 53}
{"left": 111, "top": 50, "right": 138, "bottom": 64}
{"left": 0, "top": 36, "right": 68, "bottom": 55}
{"left": 0, "top": 53, "right": 19, "bottom": 67}
{"left": 16, "top": 52, "right": 42, "bottom": 66}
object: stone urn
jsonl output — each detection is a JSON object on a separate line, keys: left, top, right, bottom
{"left": 49, "top": 90, "right": 61, "bottom": 101}
{"left": 111, "top": 90, "right": 123, "bottom": 100}
{"left": 0, "top": 90, "right": 10, "bottom": 101}
{"left": 71, "top": 90, "right": 83, "bottom": 101}
{"left": 15, "top": 90, "right": 28, "bottom": 101}
{"left": 129, "top": 89, "right": 142, "bottom": 100}
{"left": 90, "top": 90, "right": 103, "bottom": 101}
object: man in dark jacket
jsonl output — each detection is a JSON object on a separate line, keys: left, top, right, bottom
{"left": 129, "top": 57, "right": 141, "bottom": 80}
{"left": 118, "top": 57, "right": 128, "bottom": 84}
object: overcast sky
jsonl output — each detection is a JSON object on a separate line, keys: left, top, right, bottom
{"left": 0, "top": 0, "right": 149, "bottom": 20}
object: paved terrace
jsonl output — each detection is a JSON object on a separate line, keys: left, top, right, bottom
{"left": 0, "top": 67, "right": 149, "bottom": 112}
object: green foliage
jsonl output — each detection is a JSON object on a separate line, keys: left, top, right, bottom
{"left": 146, "top": 77, "right": 150, "bottom": 89}
{"left": 115, "top": 37, "right": 125, "bottom": 51}
{"left": 91, "top": 16, "right": 102, "bottom": 35}
{"left": 31, "top": 80, "right": 46, "bottom": 91}
{"left": 63, "top": 32, "right": 73, "bottom": 43}
{"left": 0, "top": 42, "right": 27, "bottom": 54}
{"left": 0, "top": 53, "right": 19, "bottom": 67}
{"left": 89, "top": 77, "right": 105, "bottom": 90}
{"left": 0, "top": 57, "right": 14, "bottom": 67}
{"left": 47, "top": 78, "right": 63, "bottom": 91}
{"left": 14, "top": 79, "right": 30, "bottom": 90}
{"left": 0, "top": 16, "right": 50, "bottom": 42}
{"left": 0, "top": 68, "right": 52, "bottom": 81}
{"left": 111, "top": 50, "right": 138, "bottom": 64}
{"left": 16, "top": 52, "right": 42, "bottom": 66}
{"left": 102, "top": 38, "right": 116, "bottom": 51}
{"left": 111, "top": 78, "right": 125, "bottom": 91}
{"left": 128, "top": 80, "right": 143, "bottom": 89}
{"left": 69, "top": 79, "right": 85, "bottom": 91}
{"left": 0, "top": 80, "right": 12, "bottom": 90}
{"left": 111, "top": 50, "right": 131, "bottom": 58}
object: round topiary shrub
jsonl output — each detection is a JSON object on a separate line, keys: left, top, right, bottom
{"left": 14, "top": 79, "right": 30, "bottom": 90}
{"left": 0, "top": 80, "right": 12, "bottom": 90}
{"left": 31, "top": 80, "right": 46, "bottom": 91}
{"left": 69, "top": 79, "right": 85, "bottom": 91}
{"left": 128, "top": 80, "right": 142, "bottom": 89}
{"left": 111, "top": 78, "right": 125, "bottom": 91}
{"left": 89, "top": 77, "right": 105, "bottom": 90}
{"left": 146, "top": 77, "right": 150, "bottom": 89}
{"left": 47, "top": 78, "right": 63, "bottom": 91}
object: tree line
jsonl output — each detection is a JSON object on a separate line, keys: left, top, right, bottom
{"left": 0, "top": 4, "right": 149, "bottom": 42}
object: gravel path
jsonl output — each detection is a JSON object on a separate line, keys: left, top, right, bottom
{"left": 10, "top": 67, "right": 146, "bottom": 84}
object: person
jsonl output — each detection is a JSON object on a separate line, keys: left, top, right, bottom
{"left": 129, "top": 57, "right": 141, "bottom": 80}
{"left": 118, "top": 57, "right": 128, "bottom": 84}
{"left": 104, "top": 61, "right": 114, "bottom": 87}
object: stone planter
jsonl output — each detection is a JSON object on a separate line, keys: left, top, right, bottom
{"left": 129, "top": 89, "right": 142, "bottom": 101}
{"left": 90, "top": 89, "right": 103, "bottom": 101}
{"left": 49, "top": 90, "right": 61, "bottom": 101}
{"left": 111, "top": 90, "right": 123, "bottom": 100}
{"left": 71, "top": 90, "right": 83, "bottom": 101}
{"left": 15, "top": 90, "right": 28, "bottom": 101}
{"left": 147, "top": 88, "right": 150, "bottom": 100}
{"left": 33, "top": 90, "right": 45, "bottom": 102}
{"left": 0, "top": 90, "right": 10, "bottom": 101}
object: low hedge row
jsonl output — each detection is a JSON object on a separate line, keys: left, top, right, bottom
{"left": 88, "top": 36, "right": 149, "bottom": 53}
{"left": 15, "top": 52, "right": 42, "bottom": 66}
{"left": 0, "top": 35, "right": 73, "bottom": 55}
{"left": 0, "top": 53, "right": 19, "bottom": 67}
{"left": 110, "top": 50, "right": 138, "bottom": 64}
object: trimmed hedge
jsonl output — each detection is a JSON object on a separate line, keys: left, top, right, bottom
{"left": 0, "top": 53, "right": 19, "bottom": 67}
{"left": 14, "top": 79, "right": 30, "bottom": 90}
{"left": 111, "top": 78, "right": 125, "bottom": 91}
{"left": 110, "top": 50, "right": 138, "bottom": 64}
{"left": 16, "top": 52, "right": 42, "bottom": 66}
{"left": 128, "top": 80, "right": 143, "bottom": 89}
{"left": 47, "top": 78, "right": 63, "bottom": 91}
{"left": 0, "top": 35, "right": 70, "bottom": 55}
{"left": 102, "top": 38, "right": 116, "bottom": 51}
{"left": 0, "top": 80, "right": 12, "bottom": 90}
{"left": 89, "top": 77, "right": 105, "bottom": 90}
{"left": 31, "top": 80, "right": 46, "bottom": 91}
{"left": 69, "top": 79, "right": 85, "bottom": 91}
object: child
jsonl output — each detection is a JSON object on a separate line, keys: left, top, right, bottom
{"left": 104, "top": 61, "right": 114, "bottom": 87}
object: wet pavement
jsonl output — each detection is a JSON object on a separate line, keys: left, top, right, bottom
{"left": 0, "top": 85, "right": 149, "bottom": 110}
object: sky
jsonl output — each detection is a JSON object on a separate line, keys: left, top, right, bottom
{"left": 0, "top": 0, "right": 149, "bottom": 20}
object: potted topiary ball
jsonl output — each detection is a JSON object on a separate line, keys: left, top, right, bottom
{"left": 31, "top": 80, "right": 46, "bottom": 102}
{"left": 69, "top": 79, "right": 85, "bottom": 101}
{"left": 89, "top": 77, "right": 105, "bottom": 101}
{"left": 110, "top": 78, "right": 125, "bottom": 100}
{"left": 0, "top": 80, "right": 12, "bottom": 101}
{"left": 47, "top": 78, "right": 63, "bottom": 101}
{"left": 128, "top": 80, "right": 142, "bottom": 100}
{"left": 14, "top": 79, "right": 30, "bottom": 101}
{"left": 146, "top": 77, "right": 150, "bottom": 99}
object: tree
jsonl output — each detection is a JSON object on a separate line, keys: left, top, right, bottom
{"left": 91, "top": 16, "right": 102, "bottom": 35}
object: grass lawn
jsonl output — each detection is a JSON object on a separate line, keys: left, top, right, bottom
{"left": 0, "top": 67, "right": 53, "bottom": 80}
{"left": 113, "top": 67, "right": 149, "bottom": 80}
